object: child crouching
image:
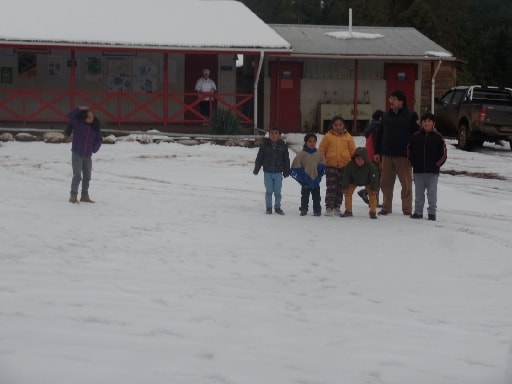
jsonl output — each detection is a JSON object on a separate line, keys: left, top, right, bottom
{"left": 290, "top": 133, "right": 326, "bottom": 216}
{"left": 340, "top": 147, "right": 379, "bottom": 219}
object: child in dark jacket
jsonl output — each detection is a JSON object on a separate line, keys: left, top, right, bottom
{"left": 340, "top": 147, "right": 379, "bottom": 219}
{"left": 407, "top": 112, "right": 447, "bottom": 221}
{"left": 253, "top": 127, "right": 290, "bottom": 215}
{"left": 290, "top": 133, "right": 326, "bottom": 216}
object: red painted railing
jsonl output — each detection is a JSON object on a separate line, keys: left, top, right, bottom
{"left": 0, "top": 89, "right": 254, "bottom": 127}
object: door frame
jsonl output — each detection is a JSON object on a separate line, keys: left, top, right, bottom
{"left": 269, "top": 60, "right": 303, "bottom": 132}
{"left": 384, "top": 63, "right": 418, "bottom": 109}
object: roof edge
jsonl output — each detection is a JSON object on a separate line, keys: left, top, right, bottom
{"left": 267, "top": 53, "right": 456, "bottom": 61}
{"left": 0, "top": 40, "right": 292, "bottom": 54}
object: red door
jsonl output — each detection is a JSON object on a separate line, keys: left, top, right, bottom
{"left": 269, "top": 61, "right": 302, "bottom": 132}
{"left": 385, "top": 63, "right": 417, "bottom": 109}
{"left": 184, "top": 55, "right": 218, "bottom": 120}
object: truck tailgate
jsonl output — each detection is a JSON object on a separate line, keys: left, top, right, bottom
{"left": 483, "top": 104, "right": 512, "bottom": 131}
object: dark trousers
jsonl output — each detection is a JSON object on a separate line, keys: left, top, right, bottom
{"left": 199, "top": 100, "right": 211, "bottom": 118}
{"left": 301, "top": 185, "right": 321, "bottom": 214}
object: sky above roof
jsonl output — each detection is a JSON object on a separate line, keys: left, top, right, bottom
{"left": 1, "top": 0, "right": 290, "bottom": 51}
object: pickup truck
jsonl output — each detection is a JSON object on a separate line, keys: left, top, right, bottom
{"left": 434, "top": 85, "right": 512, "bottom": 151}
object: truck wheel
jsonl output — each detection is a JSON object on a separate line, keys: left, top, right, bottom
{"left": 458, "top": 123, "right": 473, "bottom": 151}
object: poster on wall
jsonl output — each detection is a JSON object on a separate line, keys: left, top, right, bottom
{"left": 18, "top": 53, "right": 37, "bottom": 78}
{"left": 66, "top": 59, "right": 79, "bottom": 80}
{"left": 86, "top": 57, "right": 102, "bottom": 82}
{"left": 1, "top": 67, "right": 13, "bottom": 84}
{"left": 48, "top": 56, "right": 63, "bottom": 76}
{"left": 132, "top": 58, "right": 157, "bottom": 93}
{"left": 107, "top": 58, "right": 132, "bottom": 92}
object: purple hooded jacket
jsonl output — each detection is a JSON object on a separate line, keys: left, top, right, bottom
{"left": 67, "top": 107, "right": 102, "bottom": 157}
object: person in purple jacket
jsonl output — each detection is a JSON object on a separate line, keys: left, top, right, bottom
{"left": 65, "top": 106, "right": 102, "bottom": 203}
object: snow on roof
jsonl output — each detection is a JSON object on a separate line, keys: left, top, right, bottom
{"left": 424, "top": 51, "right": 453, "bottom": 58}
{"left": 325, "top": 31, "right": 384, "bottom": 40}
{"left": 0, "top": 0, "right": 291, "bottom": 52}
{"left": 270, "top": 24, "right": 455, "bottom": 60}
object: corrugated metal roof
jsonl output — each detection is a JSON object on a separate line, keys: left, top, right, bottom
{"left": 0, "top": 0, "right": 291, "bottom": 52}
{"left": 270, "top": 24, "right": 455, "bottom": 60}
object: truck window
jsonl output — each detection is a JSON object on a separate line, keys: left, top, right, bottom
{"left": 472, "top": 90, "right": 512, "bottom": 102}
{"left": 439, "top": 91, "right": 454, "bottom": 104}
{"left": 451, "top": 90, "right": 465, "bottom": 104}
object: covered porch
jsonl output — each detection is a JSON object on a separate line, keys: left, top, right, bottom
{"left": 0, "top": 0, "right": 291, "bottom": 133}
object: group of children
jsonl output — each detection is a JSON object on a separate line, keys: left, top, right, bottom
{"left": 253, "top": 112, "right": 447, "bottom": 220}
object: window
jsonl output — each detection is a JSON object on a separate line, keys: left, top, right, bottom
{"left": 439, "top": 91, "right": 454, "bottom": 105}
{"left": 450, "top": 90, "right": 465, "bottom": 104}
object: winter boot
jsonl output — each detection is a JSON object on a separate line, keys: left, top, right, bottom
{"left": 69, "top": 195, "right": 79, "bottom": 204}
{"left": 410, "top": 213, "right": 423, "bottom": 219}
{"left": 340, "top": 210, "right": 353, "bottom": 217}
{"left": 357, "top": 189, "right": 369, "bottom": 205}
{"left": 80, "top": 195, "right": 95, "bottom": 203}
{"left": 428, "top": 214, "right": 436, "bottom": 221}
{"left": 266, "top": 207, "right": 272, "bottom": 214}
{"left": 324, "top": 208, "right": 333, "bottom": 216}
{"left": 274, "top": 207, "right": 285, "bottom": 215}
{"left": 299, "top": 207, "right": 308, "bottom": 216}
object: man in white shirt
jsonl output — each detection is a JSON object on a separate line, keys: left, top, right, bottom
{"left": 194, "top": 68, "right": 217, "bottom": 118}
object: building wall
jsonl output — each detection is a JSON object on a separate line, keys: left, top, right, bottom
{"left": 218, "top": 55, "right": 237, "bottom": 108}
{"left": 263, "top": 57, "right": 425, "bottom": 133}
{"left": 299, "top": 60, "right": 386, "bottom": 132}
{"left": 420, "top": 61, "right": 457, "bottom": 113}
{"left": 0, "top": 47, "right": 236, "bottom": 126}
{"left": 168, "top": 53, "right": 186, "bottom": 117}
{"left": 1, "top": 45, "right": 454, "bottom": 130}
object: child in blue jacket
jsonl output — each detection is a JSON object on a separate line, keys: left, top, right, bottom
{"left": 290, "top": 133, "right": 326, "bottom": 216}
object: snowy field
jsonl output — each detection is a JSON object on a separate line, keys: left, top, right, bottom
{"left": 1, "top": 133, "right": 512, "bottom": 384}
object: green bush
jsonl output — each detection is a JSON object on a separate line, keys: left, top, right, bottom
{"left": 209, "top": 108, "right": 240, "bottom": 135}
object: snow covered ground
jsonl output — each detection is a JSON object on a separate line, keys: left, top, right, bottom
{"left": 1, "top": 133, "right": 512, "bottom": 384}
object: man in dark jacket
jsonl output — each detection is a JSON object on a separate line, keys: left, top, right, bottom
{"left": 374, "top": 90, "right": 419, "bottom": 216}
{"left": 253, "top": 126, "right": 290, "bottom": 214}
{"left": 66, "top": 106, "right": 103, "bottom": 204}
{"left": 407, "top": 112, "right": 447, "bottom": 221}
